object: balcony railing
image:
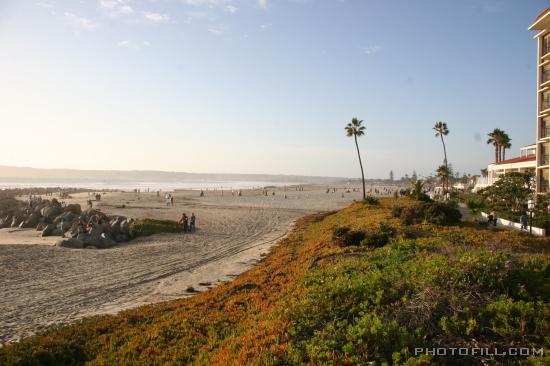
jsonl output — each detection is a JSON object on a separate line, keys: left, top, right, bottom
{"left": 543, "top": 70, "right": 550, "bottom": 84}
{"left": 543, "top": 100, "right": 550, "bottom": 111}
{"left": 544, "top": 41, "right": 550, "bottom": 56}
{"left": 540, "top": 180, "right": 549, "bottom": 193}
{"left": 541, "top": 125, "right": 550, "bottom": 138}
{"left": 541, "top": 155, "right": 550, "bottom": 165}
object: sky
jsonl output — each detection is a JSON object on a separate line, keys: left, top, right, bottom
{"left": 0, "top": 0, "right": 547, "bottom": 179}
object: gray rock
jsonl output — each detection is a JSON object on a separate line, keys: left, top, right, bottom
{"left": 22, "top": 212, "right": 41, "bottom": 228}
{"left": 53, "top": 212, "right": 76, "bottom": 225}
{"left": 56, "top": 238, "right": 84, "bottom": 249}
{"left": 41, "top": 224, "right": 55, "bottom": 237}
{"left": 41, "top": 206, "right": 61, "bottom": 219}
{"left": 10, "top": 216, "right": 21, "bottom": 228}
{"left": 0, "top": 216, "right": 11, "bottom": 229}
{"left": 65, "top": 204, "right": 82, "bottom": 215}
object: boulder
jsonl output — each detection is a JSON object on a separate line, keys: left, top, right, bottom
{"left": 0, "top": 216, "right": 11, "bottom": 229}
{"left": 115, "top": 233, "right": 129, "bottom": 243}
{"left": 41, "top": 224, "right": 55, "bottom": 237}
{"left": 53, "top": 212, "right": 76, "bottom": 225}
{"left": 10, "top": 216, "right": 22, "bottom": 228}
{"left": 56, "top": 238, "right": 84, "bottom": 249}
{"left": 97, "top": 234, "right": 116, "bottom": 249}
{"left": 21, "top": 212, "right": 41, "bottom": 228}
{"left": 41, "top": 205, "right": 62, "bottom": 219}
{"left": 65, "top": 204, "right": 82, "bottom": 215}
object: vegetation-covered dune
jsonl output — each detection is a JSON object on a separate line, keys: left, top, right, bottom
{"left": 1, "top": 199, "right": 549, "bottom": 365}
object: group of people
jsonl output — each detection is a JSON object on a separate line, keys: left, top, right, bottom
{"left": 178, "top": 213, "right": 196, "bottom": 232}
{"left": 27, "top": 194, "right": 43, "bottom": 208}
{"left": 165, "top": 193, "right": 175, "bottom": 206}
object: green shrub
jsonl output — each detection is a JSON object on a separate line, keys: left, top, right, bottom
{"left": 129, "top": 219, "right": 184, "bottom": 237}
{"left": 393, "top": 202, "right": 461, "bottom": 226}
{"left": 332, "top": 226, "right": 350, "bottom": 238}
{"left": 332, "top": 226, "right": 366, "bottom": 246}
{"left": 361, "top": 223, "right": 397, "bottom": 248}
{"left": 363, "top": 196, "right": 380, "bottom": 205}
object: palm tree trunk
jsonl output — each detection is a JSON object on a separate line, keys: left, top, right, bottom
{"left": 354, "top": 134, "right": 366, "bottom": 200}
{"left": 440, "top": 135, "right": 448, "bottom": 194}
{"left": 494, "top": 146, "right": 498, "bottom": 163}
{"left": 503, "top": 147, "right": 506, "bottom": 161}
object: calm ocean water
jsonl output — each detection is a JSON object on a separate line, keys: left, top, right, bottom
{"left": 0, "top": 179, "right": 304, "bottom": 191}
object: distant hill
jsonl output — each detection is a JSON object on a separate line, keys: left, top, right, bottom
{"left": 0, "top": 165, "right": 349, "bottom": 184}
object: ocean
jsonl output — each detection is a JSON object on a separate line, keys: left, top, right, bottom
{"left": 0, "top": 178, "right": 304, "bottom": 191}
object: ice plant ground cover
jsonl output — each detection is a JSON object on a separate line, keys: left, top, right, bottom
{"left": 1, "top": 198, "right": 548, "bottom": 365}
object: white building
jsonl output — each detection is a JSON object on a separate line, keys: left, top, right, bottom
{"left": 529, "top": 7, "right": 550, "bottom": 192}
{"left": 487, "top": 144, "right": 536, "bottom": 185}
{"left": 474, "top": 145, "right": 536, "bottom": 192}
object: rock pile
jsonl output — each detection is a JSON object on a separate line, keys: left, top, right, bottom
{"left": 0, "top": 199, "right": 134, "bottom": 249}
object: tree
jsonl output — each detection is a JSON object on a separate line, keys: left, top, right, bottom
{"left": 481, "top": 172, "right": 534, "bottom": 214}
{"left": 487, "top": 128, "right": 505, "bottom": 163}
{"left": 411, "top": 170, "right": 418, "bottom": 181}
{"left": 501, "top": 132, "right": 512, "bottom": 161}
{"left": 389, "top": 170, "right": 394, "bottom": 181}
{"left": 433, "top": 121, "right": 450, "bottom": 192}
{"left": 480, "top": 168, "right": 488, "bottom": 177}
{"left": 345, "top": 118, "right": 367, "bottom": 200}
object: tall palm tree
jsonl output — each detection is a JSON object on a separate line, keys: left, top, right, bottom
{"left": 345, "top": 118, "right": 366, "bottom": 200}
{"left": 433, "top": 121, "right": 450, "bottom": 192}
{"left": 501, "top": 132, "right": 512, "bottom": 161}
{"left": 487, "top": 128, "right": 504, "bottom": 163}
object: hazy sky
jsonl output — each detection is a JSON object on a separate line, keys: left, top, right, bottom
{"left": 0, "top": 0, "right": 547, "bottom": 178}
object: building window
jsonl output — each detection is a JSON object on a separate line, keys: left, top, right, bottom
{"left": 541, "top": 118, "right": 550, "bottom": 139}
{"left": 543, "top": 92, "right": 550, "bottom": 112}
{"left": 543, "top": 65, "right": 550, "bottom": 84}
{"left": 544, "top": 34, "right": 550, "bottom": 56}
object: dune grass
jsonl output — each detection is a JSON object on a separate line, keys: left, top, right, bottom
{"left": 0, "top": 198, "right": 548, "bottom": 365}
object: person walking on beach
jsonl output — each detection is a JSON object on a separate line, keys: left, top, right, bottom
{"left": 190, "top": 213, "right": 196, "bottom": 232}
{"left": 170, "top": 196, "right": 174, "bottom": 206}
{"left": 179, "top": 213, "right": 189, "bottom": 232}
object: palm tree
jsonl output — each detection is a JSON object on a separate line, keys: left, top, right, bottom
{"left": 345, "top": 118, "right": 366, "bottom": 200}
{"left": 436, "top": 164, "right": 451, "bottom": 194}
{"left": 487, "top": 128, "right": 505, "bottom": 163}
{"left": 501, "top": 132, "right": 512, "bottom": 161}
{"left": 433, "top": 121, "right": 449, "bottom": 192}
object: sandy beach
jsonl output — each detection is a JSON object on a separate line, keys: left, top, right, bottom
{"left": 0, "top": 184, "right": 398, "bottom": 343}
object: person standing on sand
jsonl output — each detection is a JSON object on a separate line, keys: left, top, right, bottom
{"left": 190, "top": 213, "right": 196, "bottom": 232}
{"left": 179, "top": 213, "right": 189, "bottom": 232}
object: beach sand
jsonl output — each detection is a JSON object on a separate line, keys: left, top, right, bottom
{"left": 0, "top": 184, "right": 395, "bottom": 343}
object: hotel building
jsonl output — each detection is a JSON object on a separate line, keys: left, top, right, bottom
{"left": 530, "top": 7, "right": 550, "bottom": 193}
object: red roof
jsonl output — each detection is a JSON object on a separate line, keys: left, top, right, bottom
{"left": 536, "top": 7, "right": 550, "bottom": 21}
{"left": 495, "top": 155, "right": 536, "bottom": 165}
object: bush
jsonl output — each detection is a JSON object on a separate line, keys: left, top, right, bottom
{"left": 361, "top": 223, "right": 397, "bottom": 248}
{"left": 393, "top": 202, "right": 461, "bottom": 226}
{"left": 129, "top": 219, "right": 184, "bottom": 237}
{"left": 332, "top": 226, "right": 366, "bottom": 246}
{"left": 363, "top": 196, "right": 380, "bottom": 205}
{"left": 332, "top": 226, "right": 350, "bottom": 237}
